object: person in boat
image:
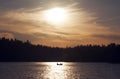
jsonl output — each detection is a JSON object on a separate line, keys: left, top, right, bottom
{"left": 57, "top": 62, "right": 63, "bottom": 65}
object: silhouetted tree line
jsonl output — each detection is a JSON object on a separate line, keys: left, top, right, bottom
{"left": 0, "top": 37, "right": 120, "bottom": 63}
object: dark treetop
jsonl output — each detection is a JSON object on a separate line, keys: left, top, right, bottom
{"left": 0, "top": 37, "right": 120, "bottom": 63}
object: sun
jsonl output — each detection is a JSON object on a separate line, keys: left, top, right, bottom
{"left": 44, "top": 7, "right": 67, "bottom": 24}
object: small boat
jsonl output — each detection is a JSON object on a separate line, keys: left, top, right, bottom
{"left": 57, "top": 62, "right": 63, "bottom": 65}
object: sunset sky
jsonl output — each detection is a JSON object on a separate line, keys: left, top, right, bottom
{"left": 0, "top": 0, "right": 120, "bottom": 47}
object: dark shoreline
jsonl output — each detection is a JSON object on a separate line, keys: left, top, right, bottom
{"left": 0, "top": 38, "right": 120, "bottom": 63}
{"left": 0, "top": 61, "right": 119, "bottom": 64}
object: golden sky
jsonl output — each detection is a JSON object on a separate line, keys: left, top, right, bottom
{"left": 0, "top": 0, "right": 120, "bottom": 47}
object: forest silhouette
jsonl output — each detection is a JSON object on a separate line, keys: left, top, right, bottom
{"left": 0, "top": 37, "right": 120, "bottom": 63}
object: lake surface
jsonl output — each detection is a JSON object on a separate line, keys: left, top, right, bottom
{"left": 0, "top": 62, "right": 119, "bottom": 79}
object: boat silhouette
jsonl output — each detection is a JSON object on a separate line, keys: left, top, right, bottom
{"left": 57, "top": 62, "right": 63, "bottom": 65}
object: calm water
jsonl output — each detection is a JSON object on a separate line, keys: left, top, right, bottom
{"left": 0, "top": 62, "right": 120, "bottom": 79}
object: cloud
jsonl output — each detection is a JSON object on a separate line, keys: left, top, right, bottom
{"left": 92, "top": 34, "right": 120, "bottom": 41}
{"left": 0, "top": 9, "right": 50, "bottom": 34}
{"left": 0, "top": 0, "right": 120, "bottom": 47}
{"left": 96, "top": 16, "right": 120, "bottom": 29}
{"left": 0, "top": 0, "right": 42, "bottom": 11}
{"left": 0, "top": 0, "right": 78, "bottom": 11}
{"left": 1, "top": 0, "right": 120, "bottom": 30}
{"left": 0, "top": 32, "right": 14, "bottom": 39}
{"left": 78, "top": 0, "right": 120, "bottom": 29}
{"left": 0, "top": 30, "right": 40, "bottom": 42}
{"left": 53, "top": 31, "right": 81, "bottom": 36}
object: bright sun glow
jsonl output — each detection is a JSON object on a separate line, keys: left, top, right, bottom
{"left": 44, "top": 7, "right": 67, "bottom": 24}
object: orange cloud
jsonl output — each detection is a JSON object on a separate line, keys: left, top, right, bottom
{"left": 0, "top": 33, "right": 14, "bottom": 39}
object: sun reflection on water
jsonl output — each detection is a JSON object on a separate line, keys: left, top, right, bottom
{"left": 45, "top": 62, "right": 66, "bottom": 79}
{"left": 34, "top": 62, "right": 81, "bottom": 79}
